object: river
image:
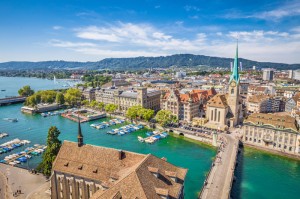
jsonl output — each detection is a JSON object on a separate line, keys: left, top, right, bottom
{"left": 0, "top": 76, "right": 300, "bottom": 199}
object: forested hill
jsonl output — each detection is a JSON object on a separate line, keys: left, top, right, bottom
{"left": 0, "top": 54, "right": 299, "bottom": 70}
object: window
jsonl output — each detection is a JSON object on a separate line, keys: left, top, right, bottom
{"left": 231, "top": 89, "right": 234, "bottom": 94}
{"left": 218, "top": 111, "right": 220, "bottom": 122}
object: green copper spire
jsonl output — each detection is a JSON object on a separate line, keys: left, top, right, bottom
{"left": 229, "top": 40, "right": 240, "bottom": 83}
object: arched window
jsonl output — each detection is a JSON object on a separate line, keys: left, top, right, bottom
{"left": 231, "top": 88, "right": 234, "bottom": 94}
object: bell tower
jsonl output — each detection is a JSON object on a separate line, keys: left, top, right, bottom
{"left": 228, "top": 41, "right": 240, "bottom": 126}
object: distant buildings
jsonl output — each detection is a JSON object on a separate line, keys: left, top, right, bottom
{"left": 51, "top": 122, "right": 187, "bottom": 199}
{"left": 262, "top": 69, "right": 274, "bottom": 81}
{"left": 243, "top": 113, "right": 300, "bottom": 156}
{"left": 175, "top": 71, "right": 186, "bottom": 79}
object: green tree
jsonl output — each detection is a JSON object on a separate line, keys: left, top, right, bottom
{"left": 142, "top": 109, "right": 155, "bottom": 121}
{"left": 64, "top": 88, "right": 81, "bottom": 106}
{"left": 55, "top": 92, "right": 65, "bottom": 105}
{"left": 89, "top": 100, "right": 98, "bottom": 108}
{"left": 81, "top": 99, "right": 89, "bottom": 106}
{"left": 25, "top": 95, "right": 37, "bottom": 107}
{"left": 105, "top": 104, "right": 117, "bottom": 116}
{"left": 18, "top": 85, "right": 34, "bottom": 97}
{"left": 126, "top": 105, "right": 142, "bottom": 120}
{"left": 98, "top": 102, "right": 105, "bottom": 111}
{"left": 155, "top": 110, "right": 178, "bottom": 127}
{"left": 37, "top": 126, "right": 62, "bottom": 177}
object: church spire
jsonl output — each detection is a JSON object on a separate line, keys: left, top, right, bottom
{"left": 77, "top": 114, "right": 84, "bottom": 147}
{"left": 229, "top": 40, "right": 240, "bottom": 83}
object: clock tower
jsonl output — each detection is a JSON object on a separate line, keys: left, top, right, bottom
{"left": 228, "top": 41, "right": 240, "bottom": 126}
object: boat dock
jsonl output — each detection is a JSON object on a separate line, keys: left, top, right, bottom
{"left": 198, "top": 134, "right": 239, "bottom": 199}
{"left": 0, "top": 96, "right": 26, "bottom": 106}
{"left": 0, "top": 138, "right": 31, "bottom": 154}
{"left": 2, "top": 145, "right": 46, "bottom": 166}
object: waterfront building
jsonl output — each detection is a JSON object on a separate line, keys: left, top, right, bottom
{"left": 82, "top": 87, "right": 96, "bottom": 102}
{"left": 160, "top": 88, "right": 216, "bottom": 122}
{"left": 242, "top": 113, "right": 300, "bottom": 156}
{"left": 51, "top": 121, "right": 187, "bottom": 199}
{"left": 247, "top": 95, "right": 282, "bottom": 113}
{"left": 262, "top": 69, "right": 274, "bottom": 81}
{"left": 95, "top": 87, "right": 161, "bottom": 112}
{"left": 204, "top": 43, "right": 243, "bottom": 129}
{"left": 21, "top": 103, "right": 60, "bottom": 114}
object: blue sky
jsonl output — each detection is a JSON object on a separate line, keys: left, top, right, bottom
{"left": 0, "top": 0, "right": 300, "bottom": 63}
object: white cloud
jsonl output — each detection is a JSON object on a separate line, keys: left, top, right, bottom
{"left": 184, "top": 5, "right": 200, "bottom": 12}
{"left": 49, "top": 22, "right": 300, "bottom": 63}
{"left": 53, "top": 26, "right": 63, "bottom": 30}
{"left": 49, "top": 39, "right": 96, "bottom": 47}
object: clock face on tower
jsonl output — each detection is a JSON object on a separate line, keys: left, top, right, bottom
{"left": 230, "top": 81, "right": 236, "bottom": 87}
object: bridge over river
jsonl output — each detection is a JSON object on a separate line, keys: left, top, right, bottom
{"left": 198, "top": 133, "right": 239, "bottom": 199}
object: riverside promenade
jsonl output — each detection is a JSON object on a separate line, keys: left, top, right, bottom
{"left": 0, "top": 164, "right": 48, "bottom": 199}
{"left": 199, "top": 134, "right": 239, "bottom": 199}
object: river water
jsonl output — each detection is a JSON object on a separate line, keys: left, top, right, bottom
{"left": 0, "top": 76, "right": 300, "bottom": 199}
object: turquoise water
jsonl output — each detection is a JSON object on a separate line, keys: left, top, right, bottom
{"left": 232, "top": 147, "right": 300, "bottom": 199}
{"left": 0, "top": 103, "right": 215, "bottom": 198}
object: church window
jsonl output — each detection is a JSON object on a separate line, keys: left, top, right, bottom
{"left": 218, "top": 111, "right": 220, "bottom": 122}
{"left": 231, "top": 89, "right": 234, "bottom": 94}
{"left": 211, "top": 110, "right": 213, "bottom": 120}
{"left": 214, "top": 109, "right": 217, "bottom": 121}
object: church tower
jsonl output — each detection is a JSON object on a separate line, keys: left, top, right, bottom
{"left": 227, "top": 41, "right": 240, "bottom": 126}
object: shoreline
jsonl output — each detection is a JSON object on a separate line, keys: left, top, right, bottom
{"left": 243, "top": 143, "right": 300, "bottom": 161}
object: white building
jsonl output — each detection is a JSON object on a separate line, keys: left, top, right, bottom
{"left": 262, "top": 69, "right": 274, "bottom": 81}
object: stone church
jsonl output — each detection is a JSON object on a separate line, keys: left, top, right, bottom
{"left": 204, "top": 43, "right": 243, "bottom": 130}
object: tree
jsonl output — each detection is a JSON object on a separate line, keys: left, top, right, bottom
{"left": 64, "top": 88, "right": 81, "bottom": 106}
{"left": 37, "top": 126, "right": 62, "bottom": 177}
{"left": 105, "top": 104, "right": 117, "bottom": 116}
{"left": 25, "top": 95, "right": 37, "bottom": 107}
{"left": 142, "top": 109, "right": 155, "bottom": 121}
{"left": 98, "top": 102, "right": 105, "bottom": 111}
{"left": 18, "top": 85, "right": 34, "bottom": 97}
{"left": 155, "top": 110, "right": 178, "bottom": 127}
{"left": 89, "top": 100, "right": 98, "bottom": 108}
{"left": 55, "top": 92, "right": 65, "bottom": 105}
{"left": 126, "top": 105, "right": 141, "bottom": 120}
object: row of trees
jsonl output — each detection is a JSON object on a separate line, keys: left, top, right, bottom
{"left": 125, "top": 106, "right": 178, "bottom": 127}
{"left": 21, "top": 85, "right": 82, "bottom": 107}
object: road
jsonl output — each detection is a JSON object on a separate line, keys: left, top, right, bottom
{"left": 199, "top": 133, "right": 239, "bottom": 199}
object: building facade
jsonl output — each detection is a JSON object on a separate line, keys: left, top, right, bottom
{"left": 262, "top": 69, "right": 274, "bottom": 81}
{"left": 160, "top": 88, "right": 216, "bottom": 122}
{"left": 95, "top": 87, "right": 161, "bottom": 112}
{"left": 243, "top": 113, "right": 300, "bottom": 156}
{"left": 247, "top": 95, "right": 282, "bottom": 113}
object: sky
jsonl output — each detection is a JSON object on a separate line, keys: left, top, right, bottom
{"left": 0, "top": 0, "right": 300, "bottom": 64}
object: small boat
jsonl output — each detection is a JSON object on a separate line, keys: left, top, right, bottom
{"left": 3, "top": 118, "right": 18, "bottom": 122}
{"left": 1, "top": 89, "right": 5, "bottom": 91}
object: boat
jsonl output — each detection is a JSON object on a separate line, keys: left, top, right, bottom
{"left": 138, "top": 136, "right": 145, "bottom": 142}
{"left": 3, "top": 118, "right": 18, "bottom": 122}
{"left": 1, "top": 89, "right": 5, "bottom": 91}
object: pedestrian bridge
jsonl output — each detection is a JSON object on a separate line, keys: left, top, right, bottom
{"left": 0, "top": 96, "right": 26, "bottom": 106}
{"left": 198, "top": 134, "right": 239, "bottom": 199}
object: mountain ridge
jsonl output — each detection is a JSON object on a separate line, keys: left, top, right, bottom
{"left": 0, "top": 54, "right": 299, "bottom": 70}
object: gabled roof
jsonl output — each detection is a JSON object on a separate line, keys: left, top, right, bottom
{"left": 244, "top": 113, "right": 299, "bottom": 133}
{"left": 207, "top": 94, "right": 228, "bottom": 108}
{"left": 53, "top": 141, "right": 187, "bottom": 199}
